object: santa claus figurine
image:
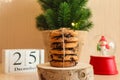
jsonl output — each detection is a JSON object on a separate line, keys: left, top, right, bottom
{"left": 97, "top": 36, "right": 110, "bottom": 56}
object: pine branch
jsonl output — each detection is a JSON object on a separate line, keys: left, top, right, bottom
{"left": 72, "top": 20, "right": 93, "bottom": 31}
{"left": 38, "top": 0, "right": 53, "bottom": 10}
{"left": 58, "top": 2, "right": 71, "bottom": 27}
{"left": 36, "top": 14, "right": 48, "bottom": 30}
{"left": 44, "top": 9, "right": 56, "bottom": 30}
{"left": 79, "top": 0, "right": 88, "bottom": 7}
{"left": 81, "top": 8, "right": 91, "bottom": 19}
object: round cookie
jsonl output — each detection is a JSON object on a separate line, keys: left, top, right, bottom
{"left": 49, "top": 48, "right": 78, "bottom": 54}
{"left": 50, "top": 60, "right": 78, "bottom": 67}
{"left": 51, "top": 42, "right": 78, "bottom": 49}
{"left": 50, "top": 54, "right": 78, "bottom": 61}
{"left": 50, "top": 28, "right": 78, "bottom": 38}
{"left": 50, "top": 37, "right": 78, "bottom": 43}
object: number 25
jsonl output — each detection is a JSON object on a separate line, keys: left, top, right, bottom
{"left": 13, "top": 51, "right": 37, "bottom": 65}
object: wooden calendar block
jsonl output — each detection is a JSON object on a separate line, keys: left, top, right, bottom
{"left": 2, "top": 49, "right": 44, "bottom": 73}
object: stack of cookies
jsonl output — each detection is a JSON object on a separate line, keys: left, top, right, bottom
{"left": 49, "top": 28, "right": 79, "bottom": 67}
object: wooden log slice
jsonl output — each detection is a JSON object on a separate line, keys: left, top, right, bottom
{"left": 37, "top": 62, "right": 94, "bottom": 80}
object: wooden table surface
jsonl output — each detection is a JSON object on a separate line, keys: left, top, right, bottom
{"left": 0, "top": 63, "right": 120, "bottom": 80}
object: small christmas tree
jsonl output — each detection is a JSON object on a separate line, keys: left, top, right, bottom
{"left": 36, "top": 0, "right": 93, "bottom": 31}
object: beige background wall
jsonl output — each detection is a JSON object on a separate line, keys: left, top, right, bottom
{"left": 0, "top": 0, "right": 120, "bottom": 63}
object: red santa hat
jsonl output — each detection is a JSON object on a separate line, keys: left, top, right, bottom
{"left": 99, "top": 36, "right": 110, "bottom": 49}
{"left": 99, "top": 36, "right": 107, "bottom": 42}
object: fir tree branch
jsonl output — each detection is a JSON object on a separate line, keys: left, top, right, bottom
{"left": 58, "top": 2, "right": 71, "bottom": 27}
{"left": 38, "top": 0, "right": 56, "bottom": 10}
{"left": 44, "top": 9, "right": 56, "bottom": 29}
{"left": 36, "top": 14, "right": 49, "bottom": 30}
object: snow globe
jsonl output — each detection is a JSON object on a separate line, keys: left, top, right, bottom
{"left": 90, "top": 35, "right": 118, "bottom": 75}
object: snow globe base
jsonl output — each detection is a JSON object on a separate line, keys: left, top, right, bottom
{"left": 90, "top": 56, "right": 118, "bottom": 75}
